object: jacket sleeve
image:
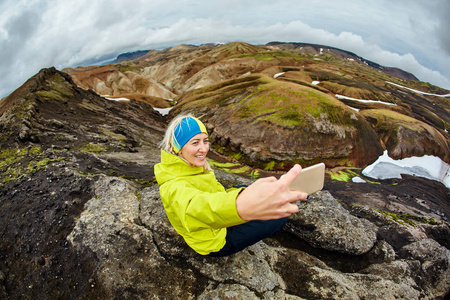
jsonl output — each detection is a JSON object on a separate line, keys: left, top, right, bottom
{"left": 160, "top": 180, "right": 246, "bottom": 232}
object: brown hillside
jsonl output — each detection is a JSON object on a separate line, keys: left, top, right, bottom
{"left": 63, "top": 41, "right": 450, "bottom": 166}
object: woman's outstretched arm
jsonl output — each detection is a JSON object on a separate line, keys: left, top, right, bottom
{"left": 235, "top": 164, "right": 308, "bottom": 221}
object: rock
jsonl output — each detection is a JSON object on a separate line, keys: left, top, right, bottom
{"left": 139, "top": 186, "right": 284, "bottom": 294}
{"left": 361, "top": 109, "right": 450, "bottom": 161}
{"left": 198, "top": 283, "right": 259, "bottom": 300}
{"left": 67, "top": 176, "right": 204, "bottom": 299}
{"left": 399, "top": 239, "right": 450, "bottom": 298}
{"left": 366, "top": 240, "right": 396, "bottom": 264}
{"left": 419, "top": 223, "right": 450, "bottom": 249}
{"left": 286, "top": 191, "right": 377, "bottom": 255}
{"left": 377, "top": 223, "right": 425, "bottom": 251}
{"left": 275, "top": 247, "right": 422, "bottom": 299}
{"left": 2, "top": 162, "right": 450, "bottom": 299}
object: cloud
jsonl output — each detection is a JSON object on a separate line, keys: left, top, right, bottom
{"left": 1, "top": 0, "right": 450, "bottom": 98}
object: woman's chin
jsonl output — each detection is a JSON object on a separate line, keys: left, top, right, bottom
{"left": 193, "top": 161, "right": 206, "bottom": 167}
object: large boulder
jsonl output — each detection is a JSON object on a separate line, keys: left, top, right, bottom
{"left": 286, "top": 191, "right": 377, "bottom": 255}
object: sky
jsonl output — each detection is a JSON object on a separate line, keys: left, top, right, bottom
{"left": 1, "top": 0, "right": 450, "bottom": 98}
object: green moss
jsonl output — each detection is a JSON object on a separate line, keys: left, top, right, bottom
{"left": 0, "top": 146, "right": 41, "bottom": 169}
{"left": 281, "top": 67, "right": 301, "bottom": 72}
{"left": 100, "top": 129, "right": 127, "bottom": 146}
{"left": 280, "top": 108, "right": 303, "bottom": 124}
{"left": 264, "top": 161, "right": 276, "bottom": 171}
{"left": 119, "top": 65, "right": 137, "bottom": 72}
{"left": 26, "top": 157, "right": 65, "bottom": 173}
{"left": 374, "top": 209, "right": 442, "bottom": 226}
{"left": 329, "top": 170, "right": 358, "bottom": 182}
{"left": 232, "top": 152, "right": 243, "bottom": 161}
{"left": 36, "top": 73, "right": 74, "bottom": 100}
{"left": 208, "top": 158, "right": 261, "bottom": 180}
{"left": 128, "top": 177, "right": 156, "bottom": 187}
{"left": 236, "top": 104, "right": 252, "bottom": 118}
{"left": 383, "top": 210, "right": 413, "bottom": 225}
{"left": 209, "top": 161, "right": 238, "bottom": 168}
{"left": 234, "top": 50, "right": 308, "bottom": 62}
{"left": 77, "top": 143, "right": 108, "bottom": 153}
{"left": 0, "top": 146, "right": 66, "bottom": 186}
{"left": 329, "top": 169, "right": 381, "bottom": 184}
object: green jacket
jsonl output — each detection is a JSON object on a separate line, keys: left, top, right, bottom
{"left": 154, "top": 149, "right": 246, "bottom": 255}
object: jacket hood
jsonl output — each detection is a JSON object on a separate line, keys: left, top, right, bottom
{"left": 155, "top": 149, "right": 206, "bottom": 185}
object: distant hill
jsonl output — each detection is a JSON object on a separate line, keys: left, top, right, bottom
{"left": 114, "top": 50, "right": 150, "bottom": 63}
{"left": 267, "top": 41, "right": 419, "bottom": 81}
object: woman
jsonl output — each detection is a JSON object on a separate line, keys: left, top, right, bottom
{"left": 154, "top": 114, "right": 308, "bottom": 256}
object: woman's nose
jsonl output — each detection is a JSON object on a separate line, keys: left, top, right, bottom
{"left": 199, "top": 143, "right": 208, "bottom": 152}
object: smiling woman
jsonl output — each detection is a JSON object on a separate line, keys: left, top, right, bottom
{"left": 154, "top": 114, "right": 308, "bottom": 256}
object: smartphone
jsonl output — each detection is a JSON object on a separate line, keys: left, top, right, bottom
{"left": 289, "top": 163, "right": 325, "bottom": 194}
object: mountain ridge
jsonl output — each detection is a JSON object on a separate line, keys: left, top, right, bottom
{"left": 59, "top": 41, "right": 449, "bottom": 167}
{"left": 266, "top": 41, "right": 420, "bottom": 81}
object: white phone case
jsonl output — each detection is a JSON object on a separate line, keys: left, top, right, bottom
{"left": 289, "top": 163, "right": 325, "bottom": 194}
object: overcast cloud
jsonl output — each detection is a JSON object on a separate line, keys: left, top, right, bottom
{"left": 1, "top": 0, "right": 449, "bottom": 97}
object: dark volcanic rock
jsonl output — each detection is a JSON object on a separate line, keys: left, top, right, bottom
{"left": 0, "top": 67, "right": 166, "bottom": 153}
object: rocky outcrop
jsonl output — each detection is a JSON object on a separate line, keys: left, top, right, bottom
{"left": 287, "top": 191, "right": 377, "bottom": 255}
{"left": 0, "top": 67, "right": 166, "bottom": 154}
{"left": 2, "top": 157, "right": 449, "bottom": 299}
{"left": 361, "top": 109, "right": 450, "bottom": 161}
{"left": 8, "top": 172, "right": 445, "bottom": 299}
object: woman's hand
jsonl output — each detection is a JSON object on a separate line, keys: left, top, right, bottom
{"left": 235, "top": 164, "right": 309, "bottom": 221}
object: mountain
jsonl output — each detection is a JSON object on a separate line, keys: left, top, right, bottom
{"left": 114, "top": 50, "right": 150, "bottom": 63}
{"left": 266, "top": 41, "right": 419, "bottom": 81}
{"left": 63, "top": 41, "right": 450, "bottom": 169}
{"left": 0, "top": 43, "right": 449, "bottom": 299}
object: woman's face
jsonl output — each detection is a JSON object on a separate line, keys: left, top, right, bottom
{"left": 178, "top": 133, "right": 209, "bottom": 167}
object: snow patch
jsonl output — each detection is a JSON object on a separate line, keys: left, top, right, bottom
{"left": 386, "top": 81, "right": 450, "bottom": 98}
{"left": 154, "top": 107, "right": 172, "bottom": 116}
{"left": 274, "top": 72, "right": 285, "bottom": 79}
{"left": 336, "top": 94, "right": 396, "bottom": 106}
{"left": 346, "top": 106, "right": 360, "bottom": 112}
{"left": 312, "top": 81, "right": 320, "bottom": 85}
{"left": 352, "top": 177, "right": 366, "bottom": 183}
{"left": 104, "top": 97, "right": 130, "bottom": 102}
{"left": 363, "top": 151, "right": 450, "bottom": 188}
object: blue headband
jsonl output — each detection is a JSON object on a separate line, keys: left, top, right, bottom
{"left": 172, "top": 117, "right": 208, "bottom": 154}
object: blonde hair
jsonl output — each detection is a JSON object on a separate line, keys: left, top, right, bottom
{"left": 159, "top": 113, "right": 212, "bottom": 172}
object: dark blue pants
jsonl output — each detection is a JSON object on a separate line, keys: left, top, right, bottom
{"left": 207, "top": 218, "right": 287, "bottom": 257}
